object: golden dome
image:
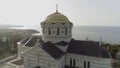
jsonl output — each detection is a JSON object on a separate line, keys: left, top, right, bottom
{"left": 43, "top": 12, "right": 71, "bottom": 23}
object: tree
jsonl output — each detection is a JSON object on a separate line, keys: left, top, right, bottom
{"left": 102, "top": 43, "right": 119, "bottom": 59}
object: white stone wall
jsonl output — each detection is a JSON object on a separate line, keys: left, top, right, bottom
{"left": 17, "top": 45, "right": 30, "bottom": 58}
{"left": 22, "top": 44, "right": 62, "bottom": 68}
{"left": 17, "top": 36, "right": 34, "bottom": 58}
{"left": 66, "top": 53, "right": 112, "bottom": 68}
{"left": 42, "top": 36, "right": 71, "bottom": 43}
{"left": 58, "top": 55, "right": 65, "bottom": 68}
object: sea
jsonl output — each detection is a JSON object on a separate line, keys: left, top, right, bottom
{"left": 11, "top": 25, "right": 120, "bottom": 44}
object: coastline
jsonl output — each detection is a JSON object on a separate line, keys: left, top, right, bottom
{"left": 10, "top": 25, "right": 120, "bottom": 44}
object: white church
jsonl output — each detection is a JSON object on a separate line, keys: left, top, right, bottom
{"left": 8, "top": 7, "right": 112, "bottom": 68}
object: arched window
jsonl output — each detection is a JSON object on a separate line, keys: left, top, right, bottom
{"left": 65, "top": 28, "right": 67, "bottom": 35}
{"left": 70, "top": 58, "right": 72, "bottom": 66}
{"left": 73, "top": 59, "right": 76, "bottom": 67}
{"left": 57, "top": 27, "right": 60, "bottom": 35}
{"left": 84, "top": 61, "right": 86, "bottom": 68}
{"left": 48, "top": 27, "right": 51, "bottom": 35}
{"left": 88, "top": 61, "right": 90, "bottom": 68}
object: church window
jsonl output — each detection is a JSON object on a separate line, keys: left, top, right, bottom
{"left": 84, "top": 61, "right": 86, "bottom": 68}
{"left": 73, "top": 59, "right": 76, "bottom": 67}
{"left": 70, "top": 58, "right": 72, "bottom": 66}
{"left": 65, "top": 28, "right": 67, "bottom": 35}
{"left": 48, "top": 27, "right": 51, "bottom": 35}
{"left": 57, "top": 27, "right": 60, "bottom": 35}
{"left": 88, "top": 61, "right": 90, "bottom": 68}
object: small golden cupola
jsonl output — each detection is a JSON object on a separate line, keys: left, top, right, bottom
{"left": 43, "top": 12, "right": 71, "bottom": 23}
{"left": 41, "top": 5, "right": 73, "bottom": 43}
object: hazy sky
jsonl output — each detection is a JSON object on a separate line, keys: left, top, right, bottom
{"left": 0, "top": 0, "right": 120, "bottom": 26}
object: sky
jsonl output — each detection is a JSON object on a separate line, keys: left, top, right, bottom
{"left": 0, "top": 0, "right": 120, "bottom": 26}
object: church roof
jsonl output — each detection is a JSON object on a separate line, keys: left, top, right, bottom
{"left": 40, "top": 41, "right": 64, "bottom": 59}
{"left": 19, "top": 37, "right": 29, "bottom": 44}
{"left": 67, "top": 39, "right": 111, "bottom": 58}
{"left": 43, "top": 12, "right": 71, "bottom": 23}
{"left": 19, "top": 36, "right": 64, "bottom": 59}
{"left": 19, "top": 36, "right": 40, "bottom": 47}
{"left": 25, "top": 36, "right": 38, "bottom": 47}
{"left": 18, "top": 36, "right": 111, "bottom": 58}
{"left": 55, "top": 41, "right": 69, "bottom": 46}
{"left": 101, "top": 47, "right": 112, "bottom": 58}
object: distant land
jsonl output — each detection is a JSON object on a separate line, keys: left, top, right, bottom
{"left": 0, "top": 24, "right": 23, "bottom": 29}
{"left": 0, "top": 23, "right": 39, "bottom": 60}
{"left": 10, "top": 25, "right": 120, "bottom": 44}
{"left": 1, "top": 24, "right": 120, "bottom": 44}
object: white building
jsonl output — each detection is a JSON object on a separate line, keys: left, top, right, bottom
{"left": 8, "top": 8, "right": 112, "bottom": 68}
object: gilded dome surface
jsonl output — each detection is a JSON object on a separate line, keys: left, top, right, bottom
{"left": 43, "top": 12, "right": 71, "bottom": 23}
